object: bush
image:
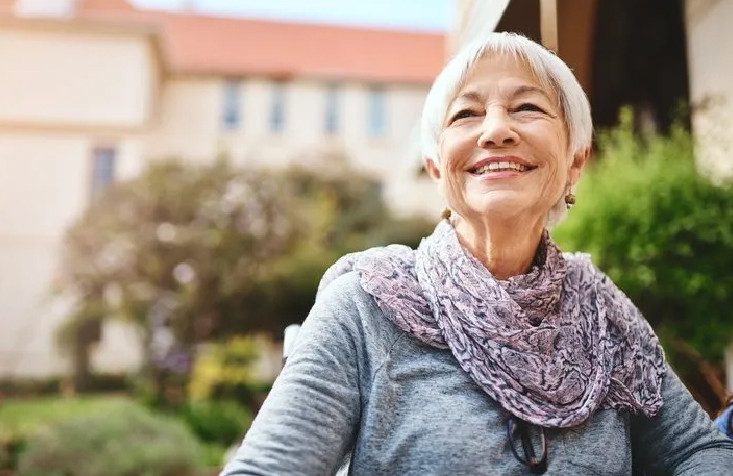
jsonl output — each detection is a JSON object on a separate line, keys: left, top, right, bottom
{"left": 554, "top": 108, "right": 733, "bottom": 363}
{"left": 0, "top": 395, "right": 134, "bottom": 472}
{"left": 181, "top": 399, "right": 252, "bottom": 447}
{"left": 85, "top": 373, "right": 132, "bottom": 393}
{"left": 189, "top": 336, "right": 273, "bottom": 412}
{"left": 0, "top": 438, "right": 23, "bottom": 471}
{"left": 0, "top": 377, "right": 63, "bottom": 397}
{"left": 17, "top": 400, "right": 201, "bottom": 476}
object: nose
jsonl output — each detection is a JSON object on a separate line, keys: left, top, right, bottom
{"left": 477, "top": 107, "right": 519, "bottom": 148}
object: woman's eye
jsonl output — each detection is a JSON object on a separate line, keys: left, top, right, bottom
{"left": 515, "top": 103, "right": 545, "bottom": 113}
{"left": 450, "top": 109, "right": 478, "bottom": 123}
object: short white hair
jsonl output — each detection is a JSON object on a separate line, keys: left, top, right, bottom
{"left": 420, "top": 32, "right": 593, "bottom": 227}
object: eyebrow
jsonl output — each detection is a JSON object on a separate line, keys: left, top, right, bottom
{"left": 451, "top": 84, "right": 554, "bottom": 106}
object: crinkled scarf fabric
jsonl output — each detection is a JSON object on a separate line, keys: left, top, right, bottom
{"left": 318, "top": 220, "right": 665, "bottom": 428}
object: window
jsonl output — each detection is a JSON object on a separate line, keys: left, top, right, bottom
{"left": 91, "top": 146, "right": 116, "bottom": 199}
{"left": 269, "top": 82, "right": 286, "bottom": 132}
{"left": 222, "top": 81, "right": 241, "bottom": 129}
{"left": 324, "top": 84, "right": 340, "bottom": 134}
{"left": 368, "top": 87, "right": 386, "bottom": 137}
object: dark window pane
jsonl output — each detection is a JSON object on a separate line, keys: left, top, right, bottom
{"left": 270, "top": 82, "right": 286, "bottom": 132}
{"left": 222, "top": 81, "right": 241, "bottom": 129}
{"left": 368, "top": 87, "right": 386, "bottom": 136}
{"left": 91, "top": 147, "right": 116, "bottom": 199}
{"left": 325, "top": 85, "right": 340, "bottom": 134}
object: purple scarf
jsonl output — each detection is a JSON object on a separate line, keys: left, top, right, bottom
{"left": 318, "top": 220, "right": 665, "bottom": 428}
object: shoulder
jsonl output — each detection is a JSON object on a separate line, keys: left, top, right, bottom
{"left": 315, "top": 271, "right": 373, "bottom": 312}
{"left": 310, "top": 271, "right": 404, "bottom": 352}
{"left": 311, "top": 271, "right": 376, "bottom": 333}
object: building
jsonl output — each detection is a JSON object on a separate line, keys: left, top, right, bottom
{"left": 0, "top": 0, "right": 445, "bottom": 377}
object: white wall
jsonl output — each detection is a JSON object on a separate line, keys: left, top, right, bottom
{"left": 685, "top": 0, "right": 733, "bottom": 182}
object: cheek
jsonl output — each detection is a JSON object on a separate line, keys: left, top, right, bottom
{"left": 529, "top": 124, "right": 571, "bottom": 173}
{"left": 440, "top": 129, "right": 474, "bottom": 167}
{"left": 439, "top": 163, "right": 464, "bottom": 197}
{"left": 529, "top": 127, "right": 572, "bottom": 201}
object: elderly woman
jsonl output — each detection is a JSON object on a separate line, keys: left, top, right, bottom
{"left": 221, "top": 33, "right": 733, "bottom": 475}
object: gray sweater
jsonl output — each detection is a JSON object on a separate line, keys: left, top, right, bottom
{"left": 221, "top": 272, "right": 733, "bottom": 475}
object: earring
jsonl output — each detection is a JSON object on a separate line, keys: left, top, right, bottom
{"left": 441, "top": 208, "right": 452, "bottom": 220}
{"left": 564, "top": 190, "right": 576, "bottom": 209}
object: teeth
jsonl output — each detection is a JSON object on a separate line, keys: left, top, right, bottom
{"left": 474, "top": 162, "right": 528, "bottom": 174}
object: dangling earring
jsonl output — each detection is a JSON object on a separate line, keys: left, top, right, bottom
{"left": 441, "top": 208, "right": 452, "bottom": 221}
{"left": 564, "top": 186, "right": 576, "bottom": 209}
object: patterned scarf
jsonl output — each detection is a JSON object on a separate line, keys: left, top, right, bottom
{"left": 318, "top": 220, "right": 665, "bottom": 428}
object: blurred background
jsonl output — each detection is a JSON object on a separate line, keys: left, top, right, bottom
{"left": 0, "top": 0, "right": 731, "bottom": 474}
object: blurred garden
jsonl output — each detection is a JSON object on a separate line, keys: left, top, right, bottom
{"left": 1, "top": 110, "right": 732, "bottom": 475}
{"left": 0, "top": 153, "right": 434, "bottom": 475}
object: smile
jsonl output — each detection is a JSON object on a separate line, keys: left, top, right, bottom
{"left": 470, "top": 161, "right": 535, "bottom": 175}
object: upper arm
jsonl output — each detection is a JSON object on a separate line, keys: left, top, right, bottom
{"left": 220, "top": 274, "right": 366, "bottom": 476}
{"left": 631, "top": 366, "right": 733, "bottom": 475}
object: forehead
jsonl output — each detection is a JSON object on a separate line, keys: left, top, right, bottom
{"left": 453, "top": 53, "right": 556, "bottom": 103}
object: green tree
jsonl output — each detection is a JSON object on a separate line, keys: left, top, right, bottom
{"left": 58, "top": 158, "right": 303, "bottom": 401}
{"left": 57, "top": 156, "right": 434, "bottom": 402}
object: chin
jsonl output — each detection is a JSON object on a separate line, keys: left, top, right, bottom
{"left": 472, "top": 193, "right": 527, "bottom": 215}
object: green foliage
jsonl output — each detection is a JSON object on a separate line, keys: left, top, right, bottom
{"left": 554, "top": 108, "right": 733, "bottom": 362}
{"left": 59, "top": 157, "right": 433, "bottom": 341}
{"left": 180, "top": 399, "right": 252, "bottom": 447}
{"left": 197, "top": 441, "right": 228, "bottom": 469}
{"left": 188, "top": 336, "right": 260, "bottom": 402}
{"left": 236, "top": 167, "right": 434, "bottom": 335}
{"left": 16, "top": 400, "right": 201, "bottom": 476}
{"left": 0, "top": 377, "right": 63, "bottom": 397}
{"left": 60, "top": 158, "right": 304, "bottom": 344}
{"left": 57, "top": 154, "right": 434, "bottom": 404}
{"left": 0, "top": 396, "right": 130, "bottom": 445}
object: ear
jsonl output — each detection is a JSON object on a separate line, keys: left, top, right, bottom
{"left": 567, "top": 146, "right": 590, "bottom": 185}
{"left": 424, "top": 158, "right": 441, "bottom": 182}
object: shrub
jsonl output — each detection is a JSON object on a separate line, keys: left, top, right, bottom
{"left": 181, "top": 399, "right": 252, "bottom": 447}
{"left": 0, "top": 377, "right": 63, "bottom": 397}
{"left": 17, "top": 400, "right": 201, "bottom": 476}
{"left": 554, "top": 108, "right": 733, "bottom": 364}
{"left": 0, "top": 395, "right": 134, "bottom": 472}
{"left": 189, "top": 336, "right": 273, "bottom": 411}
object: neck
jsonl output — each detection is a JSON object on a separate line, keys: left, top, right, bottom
{"left": 453, "top": 216, "right": 545, "bottom": 280}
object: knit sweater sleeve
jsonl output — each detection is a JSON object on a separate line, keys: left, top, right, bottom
{"left": 631, "top": 365, "right": 733, "bottom": 475}
{"left": 219, "top": 273, "right": 369, "bottom": 476}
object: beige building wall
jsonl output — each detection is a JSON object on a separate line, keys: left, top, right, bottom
{"left": 0, "top": 133, "right": 146, "bottom": 375}
{"left": 0, "top": 24, "right": 157, "bottom": 128}
{"left": 685, "top": 0, "right": 733, "bottom": 183}
{"left": 0, "top": 23, "right": 156, "bottom": 376}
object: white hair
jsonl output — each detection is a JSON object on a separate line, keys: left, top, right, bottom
{"left": 420, "top": 32, "right": 593, "bottom": 227}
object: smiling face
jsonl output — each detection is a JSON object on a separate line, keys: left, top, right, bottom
{"left": 426, "top": 53, "right": 586, "bottom": 230}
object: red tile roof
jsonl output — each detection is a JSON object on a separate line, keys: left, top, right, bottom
{"left": 76, "top": 0, "right": 446, "bottom": 83}
{"left": 78, "top": 0, "right": 137, "bottom": 12}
